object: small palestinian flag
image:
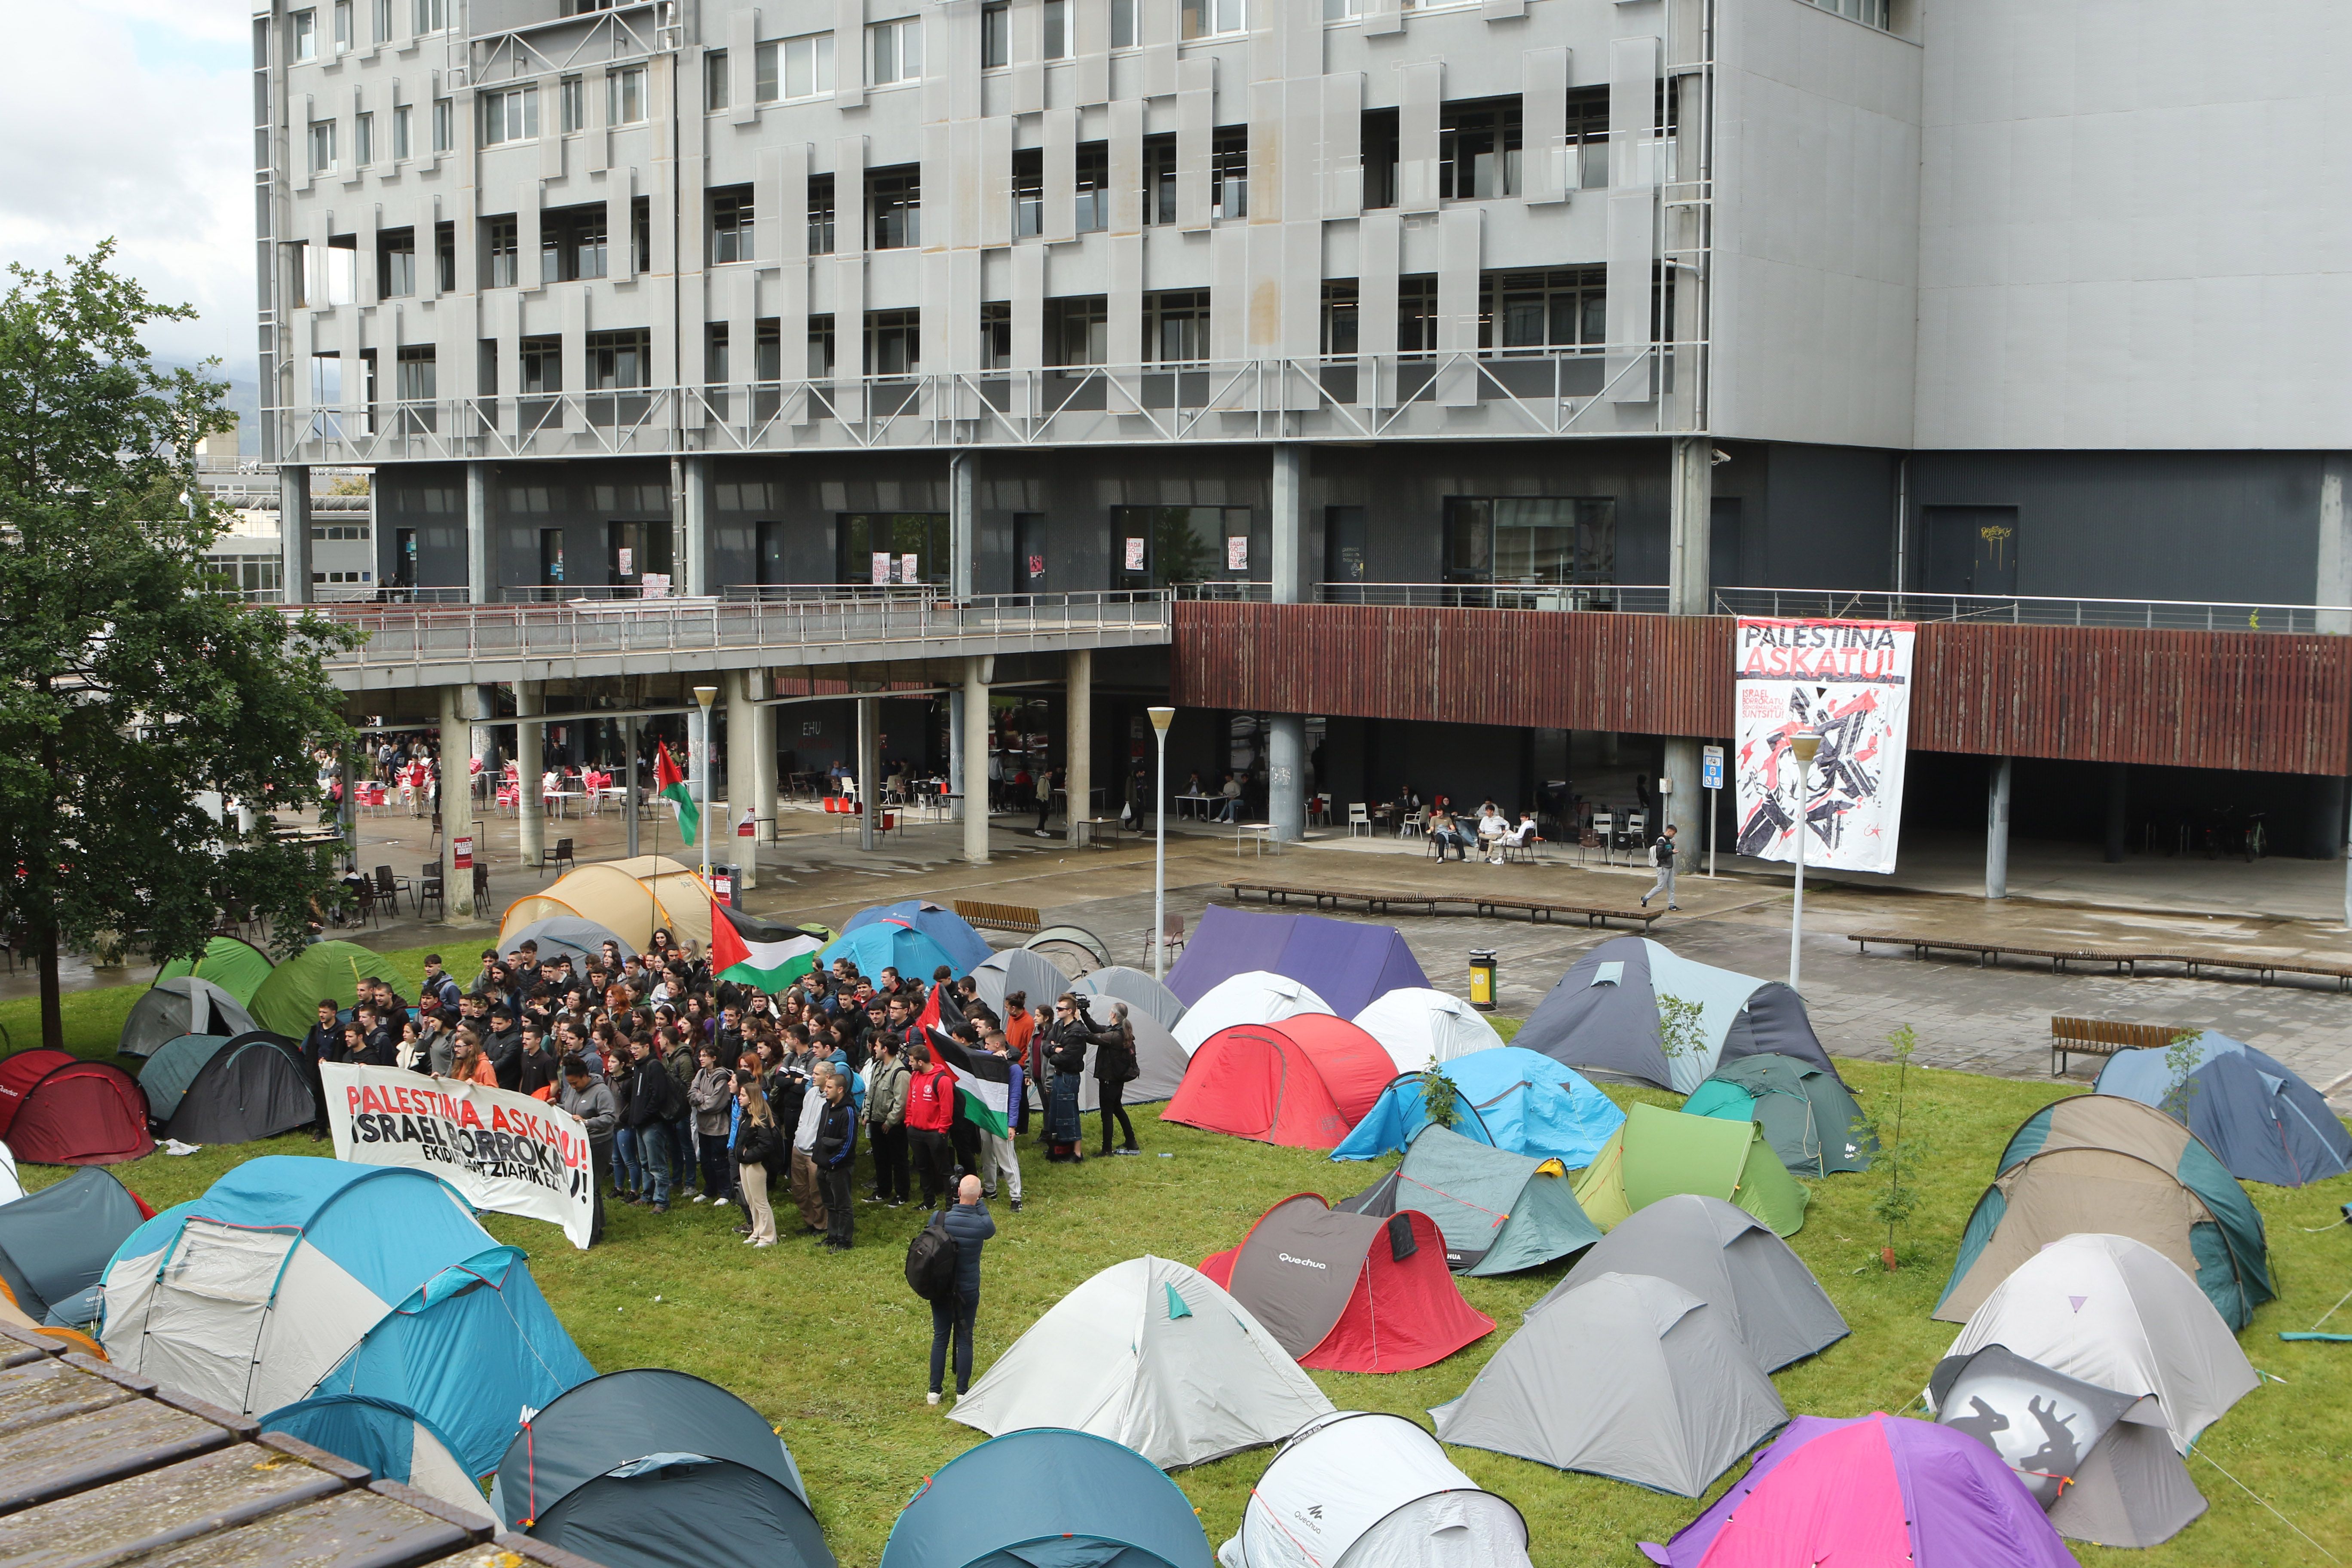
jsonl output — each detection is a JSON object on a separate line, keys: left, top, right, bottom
{"left": 709, "top": 900, "right": 826, "bottom": 992}
{"left": 928, "top": 1029, "right": 1011, "bottom": 1138}
{"left": 655, "top": 741, "right": 699, "bottom": 846}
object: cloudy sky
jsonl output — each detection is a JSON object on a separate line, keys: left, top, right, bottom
{"left": 2, "top": 0, "right": 254, "bottom": 380}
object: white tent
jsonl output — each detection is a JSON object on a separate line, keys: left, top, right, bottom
{"left": 1220, "top": 1411, "right": 1531, "bottom": 1568}
{"left": 0, "top": 1143, "right": 18, "bottom": 1206}
{"left": 1077, "top": 966, "right": 1188, "bottom": 1032}
{"left": 1938, "top": 1232, "right": 2257, "bottom": 1453}
{"left": 1174, "top": 972, "right": 1332, "bottom": 1056}
{"left": 1351, "top": 988, "right": 1507, "bottom": 1074}
{"left": 950, "top": 1256, "right": 1335, "bottom": 1470}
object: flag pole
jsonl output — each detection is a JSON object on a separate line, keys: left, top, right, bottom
{"left": 694, "top": 687, "right": 718, "bottom": 894}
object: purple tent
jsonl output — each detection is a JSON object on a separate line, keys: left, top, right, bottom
{"left": 1640, "top": 1413, "right": 2077, "bottom": 1568}
{"left": 1167, "top": 906, "right": 1429, "bottom": 1018}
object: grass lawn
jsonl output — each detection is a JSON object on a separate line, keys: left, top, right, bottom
{"left": 12, "top": 955, "right": 2352, "bottom": 1566}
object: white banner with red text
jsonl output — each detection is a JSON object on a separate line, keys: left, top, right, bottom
{"left": 1733, "top": 617, "right": 1915, "bottom": 876}
{"left": 322, "top": 1064, "right": 594, "bottom": 1249}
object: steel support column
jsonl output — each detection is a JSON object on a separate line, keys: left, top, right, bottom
{"left": 279, "top": 465, "right": 313, "bottom": 605}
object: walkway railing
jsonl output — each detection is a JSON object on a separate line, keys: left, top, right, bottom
{"left": 1314, "top": 582, "right": 1674, "bottom": 613}
{"left": 1711, "top": 588, "right": 2350, "bottom": 635}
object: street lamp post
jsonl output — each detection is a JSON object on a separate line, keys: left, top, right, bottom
{"left": 693, "top": 685, "right": 718, "bottom": 885}
{"left": 1787, "top": 730, "right": 1822, "bottom": 991}
{"left": 1149, "top": 705, "right": 1176, "bottom": 980}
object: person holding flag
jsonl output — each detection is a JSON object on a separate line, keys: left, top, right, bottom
{"left": 654, "top": 739, "right": 699, "bottom": 846}
{"left": 707, "top": 896, "right": 827, "bottom": 994}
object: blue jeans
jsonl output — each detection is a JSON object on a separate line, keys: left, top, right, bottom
{"left": 670, "top": 1113, "right": 695, "bottom": 1186}
{"left": 613, "top": 1126, "right": 643, "bottom": 1195}
{"left": 637, "top": 1122, "right": 673, "bottom": 1205}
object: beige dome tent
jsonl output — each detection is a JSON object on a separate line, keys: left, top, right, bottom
{"left": 501, "top": 855, "right": 714, "bottom": 952}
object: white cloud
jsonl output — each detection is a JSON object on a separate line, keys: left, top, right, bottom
{"left": 0, "top": 3, "right": 251, "bottom": 377}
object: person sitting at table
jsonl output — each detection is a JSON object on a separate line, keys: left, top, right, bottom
{"left": 1477, "top": 805, "right": 1512, "bottom": 864}
{"left": 1214, "top": 773, "right": 1243, "bottom": 824}
{"left": 1427, "top": 807, "right": 1474, "bottom": 862}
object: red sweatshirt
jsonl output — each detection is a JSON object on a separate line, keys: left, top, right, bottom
{"left": 905, "top": 1064, "right": 956, "bottom": 1133}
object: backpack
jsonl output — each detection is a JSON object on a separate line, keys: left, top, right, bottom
{"left": 905, "top": 1212, "right": 961, "bottom": 1302}
{"left": 1648, "top": 838, "right": 1662, "bottom": 867}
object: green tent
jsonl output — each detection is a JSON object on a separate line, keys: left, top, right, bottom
{"left": 155, "top": 936, "right": 275, "bottom": 1006}
{"left": 1337, "top": 1123, "right": 1603, "bottom": 1275}
{"left": 247, "top": 940, "right": 407, "bottom": 1037}
{"left": 1573, "top": 1102, "right": 1810, "bottom": 1238}
{"left": 1684, "top": 1053, "right": 1873, "bottom": 1176}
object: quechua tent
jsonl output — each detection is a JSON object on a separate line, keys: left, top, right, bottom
{"left": 1638, "top": 1414, "right": 2077, "bottom": 1568}
{"left": 881, "top": 1428, "right": 1213, "bottom": 1568}
{"left": 1936, "top": 1095, "right": 2270, "bottom": 1330}
{"left": 1513, "top": 937, "right": 1838, "bottom": 1093}
{"left": 1430, "top": 1271, "right": 1787, "bottom": 1498}
{"left": 503, "top": 915, "right": 637, "bottom": 965}
{"left": 1338, "top": 1124, "right": 1602, "bottom": 1277}
{"left": 818, "top": 921, "right": 959, "bottom": 989}
{"left": 0, "top": 1050, "right": 153, "bottom": 1166}
{"left": 0, "top": 1165, "right": 148, "bottom": 1329}
{"left": 136, "top": 1034, "right": 233, "bottom": 1123}
{"left": 1574, "top": 1102, "right": 1810, "bottom": 1237}
{"left": 163, "top": 1032, "right": 316, "bottom": 1144}
{"left": 1174, "top": 972, "right": 1332, "bottom": 1055}
{"left": 489, "top": 1369, "right": 833, "bottom": 1568}
{"left": 1525, "top": 1194, "right": 1845, "bottom": 1371}
{"left": 1222, "top": 1411, "right": 1532, "bottom": 1568}
{"left": 844, "top": 898, "right": 994, "bottom": 971}
{"left": 1684, "top": 1052, "right": 1872, "bottom": 1176}
{"left": 246, "top": 940, "right": 407, "bottom": 1038}
{"left": 1168, "top": 906, "right": 1427, "bottom": 1019}
{"left": 1351, "top": 987, "right": 1507, "bottom": 1072}
{"left": 1165, "top": 1017, "right": 1394, "bottom": 1148}
{"left": 1929, "top": 1344, "right": 2206, "bottom": 1549}
{"left": 1329, "top": 1046, "right": 1624, "bottom": 1164}
{"left": 1201, "top": 1194, "right": 1494, "bottom": 1373}
{"left": 118, "top": 977, "right": 257, "bottom": 1058}
{"left": 2095, "top": 1030, "right": 2352, "bottom": 1187}
{"left": 499, "top": 855, "right": 715, "bottom": 951}
{"left": 155, "top": 935, "right": 275, "bottom": 1005}
{"left": 950, "top": 1256, "right": 1335, "bottom": 1470}
{"left": 264, "top": 1394, "right": 499, "bottom": 1526}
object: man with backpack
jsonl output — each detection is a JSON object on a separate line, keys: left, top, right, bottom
{"left": 913, "top": 1174, "right": 996, "bottom": 1406}
{"left": 1642, "top": 822, "right": 1682, "bottom": 911}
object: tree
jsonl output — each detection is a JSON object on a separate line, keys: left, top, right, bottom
{"left": 0, "top": 244, "right": 358, "bottom": 1051}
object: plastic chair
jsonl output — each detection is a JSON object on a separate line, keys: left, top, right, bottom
{"left": 1399, "top": 808, "right": 1424, "bottom": 839}
{"left": 374, "top": 864, "right": 413, "bottom": 915}
{"left": 549, "top": 837, "right": 576, "bottom": 876}
{"left": 1148, "top": 912, "right": 1187, "bottom": 965}
{"left": 416, "top": 868, "right": 444, "bottom": 921}
{"left": 1347, "top": 803, "right": 1372, "bottom": 837}
{"left": 1591, "top": 814, "right": 1615, "bottom": 865}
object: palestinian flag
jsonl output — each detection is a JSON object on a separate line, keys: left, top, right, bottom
{"left": 710, "top": 900, "right": 826, "bottom": 992}
{"left": 929, "top": 1029, "right": 1011, "bottom": 1138}
{"left": 655, "top": 741, "right": 699, "bottom": 846}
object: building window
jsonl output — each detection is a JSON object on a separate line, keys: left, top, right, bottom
{"left": 1012, "top": 149, "right": 1043, "bottom": 238}
{"left": 1047, "top": 295, "right": 1107, "bottom": 367}
{"left": 1112, "top": 505, "right": 1254, "bottom": 588}
{"left": 981, "top": 302, "right": 1011, "bottom": 370}
{"left": 706, "top": 322, "right": 729, "bottom": 383}
{"left": 1804, "top": 0, "right": 1890, "bottom": 30}
{"left": 710, "top": 186, "right": 753, "bottom": 263}
{"left": 334, "top": 0, "right": 351, "bottom": 52}
{"left": 981, "top": 2, "right": 1009, "bottom": 68}
{"left": 865, "top": 309, "right": 920, "bottom": 375}
{"left": 412, "top": 0, "right": 446, "bottom": 32}
{"left": 559, "top": 75, "right": 586, "bottom": 133}
{"left": 372, "top": 0, "right": 391, "bottom": 44}
{"left": 482, "top": 85, "right": 539, "bottom": 145}
{"left": 1483, "top": 268, "right": 1606, "bottom": 352}
{"left": 324, "top": 236, "right": 359, "bottom": 304}
{"left": 1439, "top": 98, "right": 1521, "bottom": 200}
{"left": 1141, "top": 134, "right": 1175, "bottom": 226}
{"left": 868, "top": 165, "right": 920, "bottom": 249}
{"left": 870, "top": 17, "right": 922, "bottom": 86}
{"left": 293, "top": 9, "right": 318, "bottom": 60}
{"left": 1442, "top": 497, "right": 1617, "bottom": 586}
{"left": 1212, "top": 126, "right": 1248, "bottom": 220}
{"left": 1112, "top": 0, "right": 1137, "bottom": 46}
{"left": 1362, "top": 107, "right": 1397, "bottom": 208}
{"left": 395, "top": 345, "right": 436, "bottom": 401}
{"left": 378, "top": 228, "right": 415, "bottom": 297}
{"left": 1180, "top": 0, "right": 1243, "bottom": 39}
{"left": 1143, "top": 290, "right": 1208, "bottom": 364}
{"left": 432, "top": 96, "right": 453, "bottom": 152}
{"left": 757, "top": 32, "right": 835, "bottom": 101}
{"left": 585, "top": 330, "right": 650, "bottom": 390}
{"left": 1044, "top": 0, "right": 1069, "bottom": 58}
{"left": 541, "top": 205, "right": 607, "bottom": 282}
{"left": 482, "top": 215, "right": 518, "bottom": 288}
{"left": 1398, "top": 276, "right": 1437, "bottom": 353}
{"left": 520, "top": 335, "right": 563, "bottom": 393}
{"left": 1568, "top": 87, "right": 1611, "bottom": 190}
{"left": 392, "top": 103, "right": 413, "bottom": 159}
{"left": 435, "top": 221, "right": 455, "bottom": 291}
{"left": 839, "top": 513, "right": 949, "bottom": 585}
{"left": 808, "top": 173, "right": 836, "bottom": 255}
{"left": 353, "top": 111, "right": 374, "bottom": 166}
{"left": 633, "top": 196, "right": 651, "bottom": 273}
{"left": 309, "top": 119, "right": 336, "bottom": 174}
{"left": 607, "top": 65, "right": 647, "bottom": 125}
{"left": 805, "top": 315, "right": 835, "bottom": 378}
{"left": 704, "top": 49, "right": 728, "bottom": 110}
{"left": 1075, "top": 142, "right": 1110, "bottom": 232}
{"left": 1320, "top": 282, "right": 1357, "bottom": 356}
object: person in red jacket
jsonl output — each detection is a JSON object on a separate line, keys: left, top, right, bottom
{"left": 903, "top": 1041, "right": 958, "bottom": 1210}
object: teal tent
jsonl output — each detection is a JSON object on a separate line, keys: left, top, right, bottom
{"left": 880, "top": 1428, "right": 1212, "bottom": 1568}
{"left": 1339, "top": 1124, "right": 1602, "bottom": 1276}
{"left": 137, "top": 1034, "right": 233, "bottom": 1123}
{"left": 1329, "top": 1046, "right": 1625, "bottom": 1166}
{"left": 1684, "top": 1053, "right": 1872, "bottom": 1176}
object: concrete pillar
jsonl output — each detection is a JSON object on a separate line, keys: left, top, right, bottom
{"left": 2320, "top": 457, "right": 2351, "bottom": 634}
{"left": 678, "top": 455, "right": 712, "bottom": 597}
{"left": 1270, "top": 443, "right": 1308, "bottom": 603}
{"left": 516, "top": 680, "right": 545, "bottom": 868}
{"left": 1668, "top": 435, "right": 1712, "bottom": 616}
{"left": 726, "top": 668, "right": 760, "bottom": 888}
{"left": 1986, "top": 756, "right": 2012, "bottom": 899}
{"left": 963, "top": 656, "right": 992, "bottom": 864}
{"left": 1269, "top": 715, "right": 1307, "bottom": 843}
{"left": 624, "top": 716, "right": 641, "bottom": 859}
{"left": 856, "top": 695, "right": 879, "bottom": 852}
{"left": 949, "top": 450, "right": 976, "bottom": 601}
{"left": 1065, "top": 649, "right": 1093, "bottom": 844}
{"left": 279, "top": 465, "right": 313, "bottom": 604}
{"left": 1661, "top": 737, "right": 1703, "bottom": 846}
{"left": 751, "top": 671, "right": 778, "bottom": 848}
{"left": 2105, "top": 763, "right": 2128, "bottom": 864}
{"left": 947, "top": 687, "right": 965, "bottom": 821}
{"left": 465, "top": 461, "right": 493, "bottom": 604}
{"left": 438, "top": 685, "right": 476, "bottom": 919}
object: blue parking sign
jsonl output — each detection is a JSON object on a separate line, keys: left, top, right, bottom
{"left": 1702, "top": 744, "right": 1724, "bottom": 791}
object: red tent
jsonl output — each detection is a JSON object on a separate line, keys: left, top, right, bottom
{"left": 0, "top": 1051, "right": 153, "bottom": 1166}
{"left": 1203, "top": 1194, "right": 1494, "bottom": 1373}
{"left": 1164, "top": 1015, "right": 1393, "bottom": 1148}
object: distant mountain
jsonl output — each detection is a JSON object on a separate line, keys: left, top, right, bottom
{"left": 159, "top": 357, "right": 263, "bottom": 455}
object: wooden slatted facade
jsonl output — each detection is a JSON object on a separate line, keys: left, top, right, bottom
{"left": 1171, "top": 603, "right": 2352, "bottom": 777}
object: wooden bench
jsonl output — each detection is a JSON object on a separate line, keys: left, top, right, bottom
{"left": 1225, "top": 882, "right": 1664, "bottom": 931}
{"left": 1854, "top": 931, "right": 2352, "bottom": 991}
{"left": 953, "top": 899, "right": 1043, "bottom": 934}
{"left": 2050, "top": 1016, "right": 2196, "bottom": 1076}
{"left": 2173, "top": 952, "right": 2352, "bottom": 990}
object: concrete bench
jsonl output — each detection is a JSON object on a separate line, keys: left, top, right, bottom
{"left": 1855, "top": 931, "right": 2352, "bottom": 992}
{"left": 2050, "top": 1016, "right": 2196, "bottom": 1076}
{"left": 953, "top": 899, "right": 1042, "bottom": 934}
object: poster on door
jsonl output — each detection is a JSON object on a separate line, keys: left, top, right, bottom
{"left": 872, "top": 551, "right": 892, "bottom": 586}
{"left": 1732, "top": 618, "right": 1915, "bottom": 875}
{"left": 1124, "top": 537, "right": 1146, "bottom": 571}
{"left": 900, "top": 552, "right": 920, "bottom": 585}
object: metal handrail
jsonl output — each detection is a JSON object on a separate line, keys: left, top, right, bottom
{"left": 1314, "top": 582, "right": 1672, "bottom": 612}
{"left": 1711, "top": 588, "right": 2350, "bottom": 634}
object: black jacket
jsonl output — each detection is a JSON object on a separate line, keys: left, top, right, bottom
{"left": 733, "top": 1117, "right": 782, "bottom": 1170}
{"left": 619, "top": 1060, "right": 678, "bottom": 1128}
{"left": 815, "top": 1098, "right": 858, "bottom": 1168}
{"left": 484, "top": 1026, "right": 524, "bottom": 1090}
{"left": 300, "top": 1023, "right": 340, "bottom": 1066}
{"left": 1091, "top": 1020, "right": 1138, "bottom": 1084}
{"left": 1041, "top": 1012, "right": 1115, "bottom": 1076}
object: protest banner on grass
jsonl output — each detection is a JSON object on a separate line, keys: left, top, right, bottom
{"left": 323, "top": 1063, "right": 594, "bottom": 1248}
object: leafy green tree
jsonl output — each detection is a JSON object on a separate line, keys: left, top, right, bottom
{"left": 1420, "top": 1066, "right": 1461, "bottom": 1131}
{"left": 2162, "top": 1028, "right": 2205, "bottom": 1121}
{"left": 1657, "top": 992, "right": 1706, "bottom": 1069}
{"left": 1855, "top": 1023, "right": 1929, "bottom": 1268}
{"left": 0, "top": 245, "right": 358, "bottom": 1050}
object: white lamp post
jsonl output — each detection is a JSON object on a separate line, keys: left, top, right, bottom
{"left": 1149, "top": 705, "right": 1176, "bottom": 980}
{"left": 1787, "top": 730, "right": 1821, "bottom": 991}
{"left": 693, "top": 685, "right": 718, "bottom": 885}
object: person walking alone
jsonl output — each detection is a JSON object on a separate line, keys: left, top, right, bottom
{"left": 1094, "top": 1002, "right": 1142, "bottom": 1158}
{"left": 1032, "top": 765, "right": 1056, "bottom": 837}
{"left": 926, "top": 1175, "right": 996, "bottom": 1406}
{"left": 731, "top": 1075, "right": 781, "bottom": 1247}
{"left": 1642, "top": 822, "right": 1681, "bottom": 911}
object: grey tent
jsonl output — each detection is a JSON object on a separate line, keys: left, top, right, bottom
{"left": 1683, "top": 1053, "right": 1873, "bottom": 1176}
{"left": 1338, "top": 1124, "right": 1602, "bottom": 1276}
{"left": 1524, "top": 1194, "right": 1846, "bottom": 1372}
{"left": 117, "top": 977, "right": 256, "bottom": 1058}
{"left": 491, "top": 1368, "right": 834, "bottom": 1568}
{"left": 1121, "top": 1008, "right": 1191, "bottom": 1104}
{"left": 1511, "top": 937, "right": 1838, "bottom": 1093}
{"left": 1026, "top": 924, "right": 1111, "bottom": 977}
{"left": 1430, "top": 1271, "right": 1787, "bottom": 1497}
{"left": 973, "top": 947, "right": 1069, "bottom": 1017}
{"left": 1077, "top": 965, "right": 1188, "bottom": 1032}
{"left": 165, "top": 1032, "right": 315, "bottom": 1144}
{"left": 0, "top": 1166, "right": 146, "bottom": 1328}
{"left": 137, "top": 1034, "right": 233, "bottom": 1123}
{"left": 1930, "top": 1344, "right": 2206, "bottom": 1548}
{"left": 506, "top": 915, "right": 637, "bottom": 966}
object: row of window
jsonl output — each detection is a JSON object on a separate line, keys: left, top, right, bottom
{"left": 307, "top": 99, "right": 453, "bottom": 175}
{"left": 289, "top": 0, "right": 447, "bottom": 64}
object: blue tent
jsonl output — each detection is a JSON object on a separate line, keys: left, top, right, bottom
{"left": 1330, "top": 1046, "right": 1626, "bottom": 1167}
{"left": 879, "top": 1428, "right": 1213, "bottom": 1568}
{"left": 819, "top": 922, "right": 962, "bottom": 987}
{"left": 842, "top": 900, "right": 993, "bottom": 972}
{"left": 2096, "top": 1031, "right": 2352, "bottom": 1187}
{"left": 263, "top": 1394, "right": 497, "bottom": 1522}
{"left": 1167, "top": 905, "right": 1429, "bottom": 1018}
{"left": 100, "top": 1157, "right": 592, "bottom": 1476}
